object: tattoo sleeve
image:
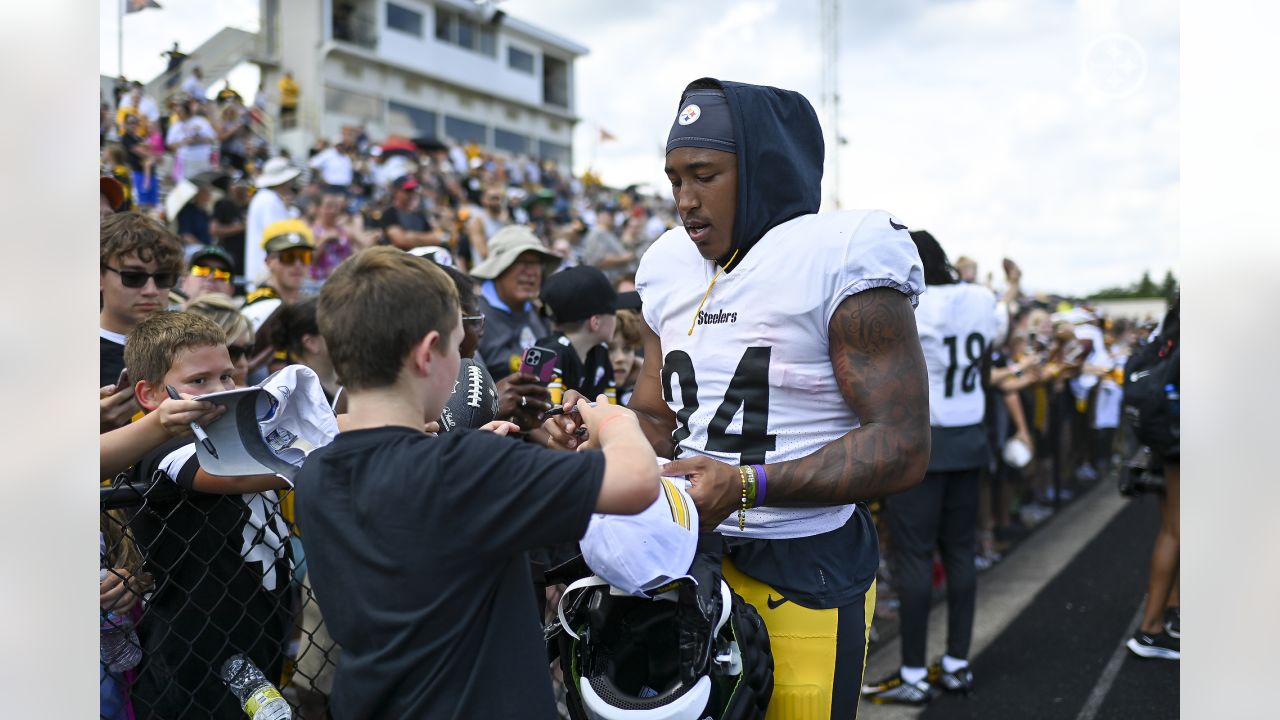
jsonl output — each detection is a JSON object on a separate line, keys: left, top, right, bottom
{"left": 766, "top": 287, "right": 931, "bottom": 505}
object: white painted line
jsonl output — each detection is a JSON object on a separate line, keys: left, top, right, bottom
{"left": 1075, "top": 599, "right": 1145, "bottom": 720}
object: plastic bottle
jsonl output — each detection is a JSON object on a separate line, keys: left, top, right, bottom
{"left": 220, "top": 654, "right": 292, "bottom": 720}
{"left": 100, "top": 534, "right": 143, "bottom": 673}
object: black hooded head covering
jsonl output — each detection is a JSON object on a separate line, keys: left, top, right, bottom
{"left": 667, "top": 78, "right": 825, "bottom": 268}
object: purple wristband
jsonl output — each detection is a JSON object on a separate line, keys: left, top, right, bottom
{"left": 752, "top": 464, "right": 767, "bottom": 507}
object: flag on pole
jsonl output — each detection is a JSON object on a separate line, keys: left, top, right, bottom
{"left": 599, "top": 127, "right": 617, "bottom": 143}
{"left": 126, "top": 0, "right": 162, "bottom": 13}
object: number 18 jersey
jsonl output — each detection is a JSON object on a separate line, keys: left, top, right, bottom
{"left": 914, "top": 283, "right": 1000, "bottom": 428}
{"left": 636, "top": 209, "right": 924, "bottom": 539}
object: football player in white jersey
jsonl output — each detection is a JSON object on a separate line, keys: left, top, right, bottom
{"left": 862, "top": 230, "right": 1001, "bottom": 705}
{"left": 545, "top": 78, "right": 931, "bottom": 719}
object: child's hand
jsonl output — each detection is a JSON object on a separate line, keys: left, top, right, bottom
{"left": 157, "top": 395, "right": 224, "bottom": 438}
{"left": 574, "top": 395, "right": 636, "bottom": 450}
{"left": 100, "top": 567, "right": 143, "bottom": 614}
{"left": 478, "top": 420, "right": 520, "bottom": 436}
{"left": 100, "top": 386, "right": 142, "bottom": 433}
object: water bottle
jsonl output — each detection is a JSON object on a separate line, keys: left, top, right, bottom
{"left": 100, "top": 536, "right": 143, "bottom": 673}
{"left": 221, "top": 654, "right": 292, "bottom": 720}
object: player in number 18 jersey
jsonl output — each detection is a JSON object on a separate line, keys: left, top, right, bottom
{"left": 862, "top": 230, "right": 1000, "bottom": 706}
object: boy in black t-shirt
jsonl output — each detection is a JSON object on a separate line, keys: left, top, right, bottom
{"left": 296, "top": 247, "right": 660, "bottom": 720}
{"left": 121, "top": 311, "right": 294, "bottom": 719}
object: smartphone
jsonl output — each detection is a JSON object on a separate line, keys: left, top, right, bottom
{"left": 518, "top": 346, "right": 559, "bottom": 383}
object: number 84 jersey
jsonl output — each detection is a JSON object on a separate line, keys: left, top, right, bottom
{"left": 636, "top": 209, "right": 924, "bottom": 539}
{"left": 914, "top": 283, "right": 1000, "bottom": 427}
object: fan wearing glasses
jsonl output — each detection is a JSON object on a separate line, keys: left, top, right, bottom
{"left": 179, "top": 244, "right": 236, "bottom": 305}
{"left": 242, "top": 219, "right": 315, "bottom": 334}
{"left": 100, "top": 212, "right": 186, "bottom": 430}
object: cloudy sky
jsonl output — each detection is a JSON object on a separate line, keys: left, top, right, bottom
{"left": 100, "top": 0, "right": 1178, "bottom": 296}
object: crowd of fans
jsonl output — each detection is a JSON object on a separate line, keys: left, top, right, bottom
{"left": 98, "top": 75, "right": 1173, "bottom": 719}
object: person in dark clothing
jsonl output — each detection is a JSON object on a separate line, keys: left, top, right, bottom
{"left": 210, "top": 182, "right": 249, "bottom": 276}
{"left": 537, "top": 265, "right": 620, "bottom": 404}
{"left": 121, "top": 311, "right": 292, "bottom": 720}
{"left": 295, "top": 247, "right": 659, "bottom": 719}
{"left": 100, "top": 212, "right": 185, "bottom": 430}
{"left": 862, "top": 230, "right": 1000, "bottom": 705}
{"left": 175, "top": 184, "right": 214, "bottom": 247}
{"left": 379, "top": 175, "right": 444, "bottom": 249}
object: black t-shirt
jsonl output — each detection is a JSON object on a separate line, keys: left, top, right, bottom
{"left": 211, "top": 199, "right": 247, "bottom": 272}
{"left": 125, "top": 437, "right": 293, "bottom": 720}
{"left": 295, "top": 426, "right": 605, "bottom": 720}
{"left": 101, "top": 335, "right": 126, "bottom": 388}
{"left": 537, "top": 333, "right": 617, "bottom": 400}
{"left": 726, "top": 503, "right": 879, "bottom": 609}
{"left": 120, "top": 132, "right": 146, "bottom": 173}
{"left": 377, "top": 205, "right": 432, "bottom": 244}
{"left": 177, "top": 204, "right": 213, "bottom": 246}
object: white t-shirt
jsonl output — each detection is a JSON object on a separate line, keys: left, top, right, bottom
{"left": 308, "top": 147, "right": 354, "bottom": 187}
{"left": 1070, "top": 322, "right": 1112, "bottom": 397}
{"left": 914, "top": 283, "right": 1000, "bottom": 428}
{"left": 182, "top": 75, "right": 206, "bottom": 100}
{"left": 636, "top": 209, "right": 924, "bottom": 539}
{"left": 166, "top": 116, "right": 215, "bottom": 169}
{"left": 120, "top": 94, "right": 160, "bottom": 123}
{"left": 244, "top": 188, "right": 291, "bottom": 287}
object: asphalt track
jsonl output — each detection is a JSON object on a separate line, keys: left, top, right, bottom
{"left": 863, "top": 483, "right": 1179, "bottom": 720}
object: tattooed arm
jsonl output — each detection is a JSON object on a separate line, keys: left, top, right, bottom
{"left": 765, "top": 287, "right": 930, "bottom": 505}
{"left": 668, "top": 287, "right": 930, "bottom": 530}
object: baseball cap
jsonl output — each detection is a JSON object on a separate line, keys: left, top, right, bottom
{"left": 191, "top": 366, "right": 339, "bottom": 484}
{"left": 392, "top": 175, "right": 420, "bottom": 192}
{"left": 262, "top": 218, "right": 316, "bottom": 253}
{"left": 189, "top": 244, "right": 236, "bottom": 271}
{"left": 540, "top": 266, "right": 617, "bottom": 323}
{"left": 100, "top": 176, "right": 125, "bottom": 211}
{"left": 579, "top": 474, "right": 699, "bottom": 597}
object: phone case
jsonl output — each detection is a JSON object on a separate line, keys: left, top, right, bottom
{"left": 519, "top": 346, "right": 559, "bottom": 383}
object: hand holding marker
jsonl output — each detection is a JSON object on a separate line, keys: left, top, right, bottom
{"left": 165, "top": 385, "right": 219, "bottom": 458}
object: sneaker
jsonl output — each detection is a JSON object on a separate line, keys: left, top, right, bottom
{"left": 1164, "top": 608, "right": 1180, "bottom": 639}
{"left": 1126, "top": 629, "right": 1180, "bottom": 660}
{"left": 928, "top": 661, "right": 975, "bottom": 695}
{"left": 862, "top": 671, "right": 936, "bottom": 705}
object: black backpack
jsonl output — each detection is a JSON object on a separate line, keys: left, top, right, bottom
{"left": 1121, "top": 302, "right": 1179, "bottom": 454}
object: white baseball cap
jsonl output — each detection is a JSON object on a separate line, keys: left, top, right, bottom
{"left": 193, "top": 365, "right": 339, "bottom": 484}
{"left": 579, "top": 475, "right": 699, "bottom": 598}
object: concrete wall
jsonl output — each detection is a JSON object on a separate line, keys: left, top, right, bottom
{"left": 1088, "top": 297, "right": 1169, "bottom": 323}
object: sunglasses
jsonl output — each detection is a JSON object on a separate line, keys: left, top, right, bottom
{"left": 190, "top": 265, "right": 232, "bottom": 282}
{"left": 274, "top": 248, "right": 313, "bottom": 266}
{"left": 462, "top": 313, "right": 485, "bottom": 331}
{"left": 104, "top": 266, "right": 179, "bottom": 289}
{"left": 228, "top": 343, "right": 256, "bottom": 362}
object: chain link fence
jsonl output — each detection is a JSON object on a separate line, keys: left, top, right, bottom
{"left": 100, "top": 473, "right": 339, "bottom": 720}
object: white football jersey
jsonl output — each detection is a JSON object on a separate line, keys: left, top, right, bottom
{"left": 636, "top": 210, "right": 924, "bottom": 539}
{"left": 914, "top": 283, "right": 1000, "bottom": 427}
